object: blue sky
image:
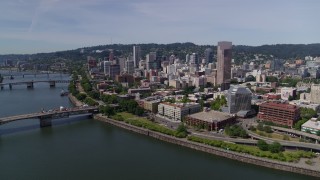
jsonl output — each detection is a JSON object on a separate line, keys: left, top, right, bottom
{"left": 0, "top": 0, "right": 319, "bottom": 54}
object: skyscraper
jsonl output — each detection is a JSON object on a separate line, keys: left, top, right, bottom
{"left": 204, "top": 48, "right": 214, "bottom": 64}
{"left": 133, "top": 46, "right": 141, "bottom": 68}
{"left": 217, "top": 41, "right": 232, "bottom": 86}
{"left": 189, "top": 53, "right": 199, "bottom": 65}
{"left": 146, "top": 52, "right": 157, "bottom": 70}
{"left": 125, "top": 56, "right": 135, "bottom": 75}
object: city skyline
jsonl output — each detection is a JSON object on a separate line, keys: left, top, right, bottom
{"left": 0, "top": 0, "right": 319, "bottom": 54}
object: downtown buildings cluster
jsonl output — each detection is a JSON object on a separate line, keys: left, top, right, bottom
{"left": 84, "top": 41, "right": 320, "bottom": 135}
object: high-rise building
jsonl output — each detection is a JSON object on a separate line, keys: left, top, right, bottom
{"left": 118, "top": 57, "right": 126, "bottom": 73}
{"left": 186, "top": 54, "right": 190, "bottom": 63}
{"left": 204, "top": 48, "right": 214, "bottom": 64}
{"left": 146, "top": 52, "right": 157, "bottom": 70}
{"left": 227, "top": 85, "right": 252, "bottom": 114}
{"left": 103, "top": 61, "right": 112, "bottom": 76}
{"left": 109, "top": 50, "right": 114, "bottom": 61}
{"left": 311, "top": 84, "right": 320, "bottom": 104}
{"left": 125, "top": 57, "right": 135, "bottom": 75}
{"left": 133, "top": 46, "right": 141, "bottom": 68}
{"left": 217, "top": 41, "right": 232, "bottom": 85}
{"left": 189, "top": 53, "right": 199, "bottom": 65}
{"left": 109, "top": 64, "right": 120, "bottom": 79}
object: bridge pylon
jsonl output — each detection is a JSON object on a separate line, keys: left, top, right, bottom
{"left": 27, "top": 82, "right": 34, "bottom": 89}
{"left": 39, "top": 115, "right": 52, "bottom": 127}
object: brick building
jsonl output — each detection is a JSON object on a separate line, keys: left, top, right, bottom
{"left": 257, "top": 102, "right": 300, "bottom": 127}
{"left": 185, "top": 110, "right": 236, "bottom": 131}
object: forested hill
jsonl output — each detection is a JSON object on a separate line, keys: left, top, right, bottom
{"left": 234, "top": 44, "right": 320, "bottom": 59}
{"left": 0, "top": 43, "right": 320, "bottom": 64}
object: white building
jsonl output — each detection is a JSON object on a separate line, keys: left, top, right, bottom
{"left": 301, "top": 118, "right": 320, "bottom": 134}
{"left": 158, "top": 102, "right": 201, "bottom": 121}
{"left": 280, "top": 87, "right": 297, "bottom": 100}
{"left": 192, "top": 75, "right": 207, "bottom": 87}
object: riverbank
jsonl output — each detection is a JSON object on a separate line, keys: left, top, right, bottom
{"left": 94, "top": 114, "right": 320, "bottom": 178}
{"left": 68, "top": 94, "right": 83, "bottom": 107}
{"left": 66, "top": 91, "right": 320, "bottom": 177}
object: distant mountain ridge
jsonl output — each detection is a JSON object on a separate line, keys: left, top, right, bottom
{"left": 0, "top": 43, "right": 319, "bottom": 63}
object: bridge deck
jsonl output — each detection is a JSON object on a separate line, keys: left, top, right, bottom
{"left": 0, "top": 106, "right": 98, "bottom": 124}
{"left": 0, "top": 80, "right": 70, "bottom": 86}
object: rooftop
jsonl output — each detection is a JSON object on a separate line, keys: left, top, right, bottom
{"left": 160, "top": 102, "right": 200, "bottom": 108}
{"left": 259, "top": 101, "right": 298, "bottom": 111}
{"left": 302, "top": 118, "right": 320, "bottom": 130}
{"left": 188, "top": 110, "right": 234, "bottom": 123}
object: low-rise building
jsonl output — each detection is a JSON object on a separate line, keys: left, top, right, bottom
{"left": 128, "top": 88, "right": 151, "bottom": 94}
{"left": 301, "top": 118, "right": 320, "bottom": 134}
{"left": 141, "top": 96, "right": 162, "bottom": 113}
{"left": 257, "top": 102, "right": 300, "bottom": 127}
{"left": 280, "top": 87, "right": 297, "bottom": 100}
{"left": 185, "top": 110, "right": 236, "bottom": 131}
{"left": 158, "top": 102, "right": 201, "bottom": 121}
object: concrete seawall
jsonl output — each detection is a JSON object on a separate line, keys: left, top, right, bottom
{"left": 68, "top": 94, "right": 83, "bottom": 107}
{"left": 94, "top": 114, "right": 320, "bottom": 178}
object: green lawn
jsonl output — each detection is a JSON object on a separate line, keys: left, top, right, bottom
{"left": 111, "top": 112, "right": 187, "bottom": 138}
{"left": 188, "top": 136, "right": 315, "bottom": 162}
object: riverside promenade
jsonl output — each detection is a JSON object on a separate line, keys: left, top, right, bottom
{"left": 67, "top": 93, "right": 320, "bottom": 178}
{"left": 94, "top": 114, "right": 320, "bottom": 178}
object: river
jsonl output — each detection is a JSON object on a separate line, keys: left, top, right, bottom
{"left": 0, "top": 71, "right": 317, "bottom": 180}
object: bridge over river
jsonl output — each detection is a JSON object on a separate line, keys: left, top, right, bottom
{"left": 0, "top": 106, "right": 98, "bottom": 128}
{"left": 0, "top": 80, "right": 70, "bottom": 90}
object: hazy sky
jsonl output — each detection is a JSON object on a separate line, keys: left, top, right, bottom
{"left": 0, "top": 0, "right": 319, "bottom": 54}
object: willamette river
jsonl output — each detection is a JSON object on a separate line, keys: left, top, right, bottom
{"left": 0, "top": 71, "right": 317, "bottom": 180}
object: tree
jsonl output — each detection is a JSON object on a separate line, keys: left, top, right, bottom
{"left": 316, "top": 131, "right": 320, "bottom": 136}
{"left": 181, "top": 95, "right": 190, "bottom": 103}
{"left": 225, "top": 125, "right": 248, "bottom": 138}
{"left": 134, "top": 107, "right": 144, "bottom": 116}
{"left": 103, "top": 105, "right": 115, "bottom": 117}
{"left": 257, "top": 123, "right": 264, "bottom": 131}
{"left": 266, "top": 76, "right": 278, "bottom": 82}
{"left": 288, "top": 95, "right": 294, "bottom": 101}
{"left": 164, "top": 97, "right": 176, "bottom": 103}
{"left": 263, "top": 125, "right": 273, "bottom": 133}
{"left": 175, "top": 123, "right": 188, "bottom": 138}
{"left": 76, "top": 93, "right": 87, "bottom": 101}
{"left": 245, "top": 75, "right": 256, "bottom": 82}
{"left": 257, "top": 140, "right": 269, "bottom": 151}
{"left": 268, "top": 142, "right": 283, "bottom": 153}
{"left": 230, "top": 78, "right": 238, "bottom": 84}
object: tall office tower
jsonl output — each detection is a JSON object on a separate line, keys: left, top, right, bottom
{"left": 204, "top": 48, "right": 214, "bottom": 64}
{"left": 109, "top": 50, "right": 114, "bottom": 61}
{"left": 133, "top": 46, "right": 141, "bottom": 68}
{"left": 103, "top": 61, "right": 112, "bottom": 76}
{"left": 125, "top": 57, "right": 135, "bottom": 75}
{"left": 109, "top": 64, "right": 120, "bottom": 79}
{"left": 185, "top": 54, "right": 190, "bottom": 63}
{"left": 216, "top": 41, "right": 232, "bottom": 85}
{"left": 118, "top": 57, "right": 126, "bottom": 73}
{"left": 189, "top": 53, "right": 199, "bottom": 65}
{"left": 146, "top": 52, "right": 157, "bottom": 70}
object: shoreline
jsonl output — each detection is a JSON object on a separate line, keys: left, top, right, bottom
{"left": 67, "top": 93, "right": 320, "bottom": 178}
{"left": 94, "top": 114, "right": 320, "bottom": 178}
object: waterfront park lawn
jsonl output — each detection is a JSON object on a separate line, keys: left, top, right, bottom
{"left": 111, "top": 112, "right": 187, "bottom": 138}
{"left": 253, "top": 130, "right": 301, "bottom": 142}
{"left": 108, "top": 112, "right": 316, "bottom": 163}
